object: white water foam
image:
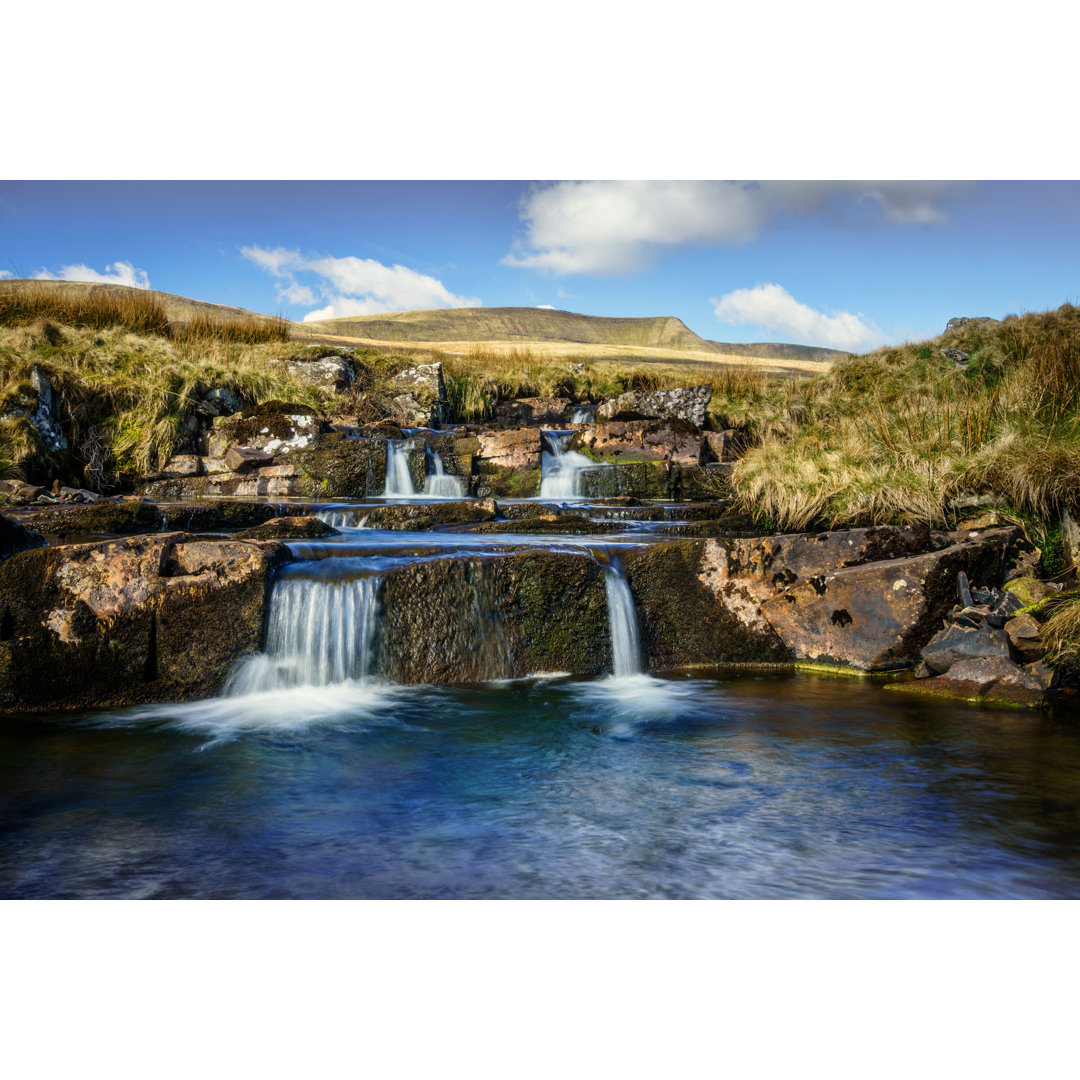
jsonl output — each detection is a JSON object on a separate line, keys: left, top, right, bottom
{"left": 539, "top": 430, "right": 595, "bottom": 499}
{"left": 423, "top": 449, "right": 465, "bottom": 498}
{"left": 384, "top": 441, "right": 417, "bottom": 497}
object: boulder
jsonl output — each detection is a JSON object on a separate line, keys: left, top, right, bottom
{"left": 224, "top": 446, "right": 275, "bottom": 473}
{"left": 577, "top": 462, "right": 669, "bottom": 500}
{"left": 596, "top": 385, "right": 712, "bottom": 428}
{"left": 759, "top": 529, "right": 1015, "bottom": 671}
{"left": 0, "top": 532, "right": 288, "bottom": 712}
{"left": 494, "top": 397, "right": 572, "bottom": 426}
{"left": 159, "top": 454, "right": 203, "bottom": 477}
{"left": 390, "top": 362, "right": 446, "bottom": 402}
{"left": 921, "top": 622, "right": 1011, "bottom": 675}
{"left": 568, "top": 419, "right": 702, "bottom": 465}
{"left": 266, "top": 352, "right": 354, "bottom": 393}
{"left": 0, "top": 479, "right": 46, "bottom": 505}
{"left": 207, "top": 403, "right": 327, "bottom": 458}
{"left": 1004, "top": 612, "right": 1046, "bottom": 663}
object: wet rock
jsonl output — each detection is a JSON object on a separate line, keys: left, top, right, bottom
{"left": 886, "top": 655, "right": 1046, "bottom": 709}
{"left": 377, "top": 550, "right": 610, "bottom": 682}
{"left": 6, "top": 499, "right": 165, "bottom": 540}
{"left": 234, "top": 516, "right": 340, "bottom": 541}
{"left": 596, "top": 385, "right": 711, "bottom": 428}
{"left": 577, "top": 461, "right": 668, "bottom": 500}
{"left": 457, "top": 517, "right": 627, "bottom": 535}
{"left": 494, "top": 397, "right": 572, "bottom": 426}
{"left": 0, "top": 514, "right": 47, "bottom": 564}
{"left": 622, "top": 539, "right": 791, "bottom": 669}
{"left": 0, "top": 532, "right": 288, "bottom": 712}
{"left": 361, "top": 499, "right": 496, "bottom": 530}
{"left": 284, "top": 434, "right": 389, "bottom": 498}
{"left": 569, "top": 419, "right": 702, "bottom": 465}
{"left": 921, "top": 622, "right": 1011, "bottom": 675}
{"left": 759, "top": 529, "right": 1015, "bottom": 671}
{"left": 1004, "top": 612, "right": 1045, "bottom": 663}
{"left": 160, "top": 500, "right": 313, "bottom": 533}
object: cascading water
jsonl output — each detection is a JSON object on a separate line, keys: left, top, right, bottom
{"left": 539, "top": 430, "right": 595, "bottom": 499}
{"left": 423, "top": 446, "right": 465, "bottom": 498}
{"left": 602, "top": 563, "right": 642, "bottom": 678}
{"left": 224, "top": 573, "right": 381, "bottom": 693}
{"left": 317, "top": 510, "right": 369, "bottom": 529}
{"left": 570, "top": 404, "right": 597, "bottom": 424}
{"left": 384, "top": 441, "right": 417, "bottom": 497}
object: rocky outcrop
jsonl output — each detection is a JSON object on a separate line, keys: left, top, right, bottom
{"left": 384, "top": 362, "right": 447, "bottom": 426}
{"left": 234, "top": 516, "right": 340, "bottom": 541}
{"left": 569, "top": 419, "right": 702, "bottom": 465}
{"left": 360, "top": 499, "right": 496, "bottom": 530}
{"left": 0, "top": 532, "right": 288, "bottom": 712}
{"left": 207, "top": 403, "right": 326, "bottom": 458}
{"left": 6, "top": 499, "right": 165, "bottom": 539}
{"left": 887, "top": 656, "right": 1047, "bottom": 708}
{"left": 494, "top": 397, "right": 572, "bottom": 426}
{"left": 597, "top": 385, "right": 711, "bottom": 428}
{"left": 759, "top": 529, "right": 1015, "bottom": 671}
{"left": 266, "top": 352, "right": 355, "bottom": 393}
{"left": 376, "top": 550, "right": 610, "bottom": 682}
{"left": 475, "top": 427, "right": 541, "bottom": 471}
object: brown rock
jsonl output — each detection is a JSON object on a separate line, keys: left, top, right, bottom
{"left": 887, "top": 655, "right": 1047, "bottom": 708}
{"left": 569, "top": 419, "right": 702, "bottom": 465}
{"left": 494, "top": 397, "right": 571, "bottom": 426}
{"left": 160, "top": 454, "right": 203, "bottom": 477}
{"left": 759, "top": 529, "right": 1016, "bottom": 671}
{"left": 475, "top": 427, "right": 541, "bottom": 471}
{"left": 1004, "top": 612, "right": 1045, "bottom": 663}
{"left": 225, "top": 446, "right": 274, "bottom": 472}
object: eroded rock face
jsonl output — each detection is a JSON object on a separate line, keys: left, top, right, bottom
{"left": 494, "top": 398, "right": 572, "bottom": 426}
{"left": 597, "top": 385, "right": 712, "bottom": 428}
{"left": 0, "top": 533, "right": 287, "bottom": 712}
{"left": 759, "top": 529, "right": 1016, "bottom": 671}
{"left": 569, "top": 419, "right": 702, "bottom": 465}
{"left": 475, "top": 427, "right": 541, "bottom": 471}
{"left": 622, "top": 539, "right": 790, "bottom": 669}
{"left": 376, "top": 550, "right": 610, "bottom": 682}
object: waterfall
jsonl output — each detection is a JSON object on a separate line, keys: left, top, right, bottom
{"left": 570, "top": 404, "right": 597, "bottom": 424}
{"left": 423, "top": 446, "right": 465, "bottom": 498}
{"left": 224, "top": 574, "right": 381, "bottom": 693}
{"left": 384, "top": 441, "right": 416, "bottom": 497}
{"left": 602, "top": 563, "right": 642, "bottom": 678}
{"left": 317, "top": 510, "right": 369, "bottom": 529}
{"left": 539, "top": 430, "right": 595, "bottom": 499}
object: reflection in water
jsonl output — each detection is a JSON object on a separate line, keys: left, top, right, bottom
{"left": 2, "top": 674, "right": 1079, "bottom": 899}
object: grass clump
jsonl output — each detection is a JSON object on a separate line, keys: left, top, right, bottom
{"left": 0, "top": 283, "right": 171, "bottom": 337}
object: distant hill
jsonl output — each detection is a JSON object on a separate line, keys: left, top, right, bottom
{"left": 706, "top": 340, "right": 851, "bottom": 363}
{"left": 0, "top": 282, "right": 841, "bottom": 372}
{"left": 302, "top": 307, "right": 715, "bottom": 352}
{"left": 0, "top": 279, "right": 280, "bottom": 329}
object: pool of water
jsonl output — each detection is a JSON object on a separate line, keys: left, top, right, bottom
{"left": 3, "top": 672, "right": 1079, "bottom": 898}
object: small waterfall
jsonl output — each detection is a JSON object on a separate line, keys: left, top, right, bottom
{"left": 423, "top": 446, "right": 465, "bottom": 498}
{"left": 570, "top": 404, "right": 597, "bottom": 424}
{"left": 539, "top": 430, "right": 595, "bottom": 499}
{"left": 316, "top": 510, "right": 369, "bottom": 529}
{"left": 384, "top": 441, "right": 416, "bottom": 497}
{"left": 602, "top": 563, "right": 642, "bottom": 678}
{"left": 224, "top": 574, "right": 381, "bottom": 693}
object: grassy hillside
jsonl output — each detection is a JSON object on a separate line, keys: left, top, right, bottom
{"left": 0, "top": 279, "right": 284, "bottom": 333}
{"left": 301, "top": 306, "right": 715, "bottom": 352}
{"left": 707, "top": 340, "right": 851, "bottom": 364}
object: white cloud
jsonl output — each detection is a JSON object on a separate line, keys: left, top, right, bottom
{"left": 0, "top": 270, "right": 12, "bottom": 279}
{"left": 711, "top": 283, "right": 884, "bottom": 352}
{"left": 504, "top": 180, "right": 960, "bottom": 275}
{"left": 240, "top": 245, "right": 481, "bottom": 321}
{"left": 32, "top": 260, "right": 150, "bottom": 288}
{"left": 536, "top": 304, "right": 556, "bottom": 309}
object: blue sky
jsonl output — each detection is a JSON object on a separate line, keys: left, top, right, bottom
{"left": 1, "top": 180, "right": 1077, "bottom": 351}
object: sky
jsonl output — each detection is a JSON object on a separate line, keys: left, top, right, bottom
{"left": 2, "top": 180, "right": 1078, "bottom": 352}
